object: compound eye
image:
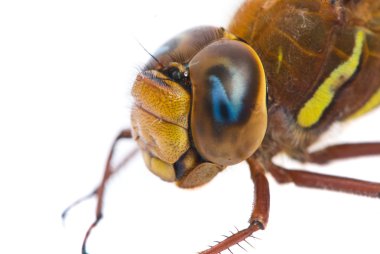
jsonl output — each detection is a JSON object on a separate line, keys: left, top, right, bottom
{"left": 189, "top": 39, "right": 267, "bottom": 166}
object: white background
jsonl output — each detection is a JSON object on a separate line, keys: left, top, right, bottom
{"left": 1, "top": 1, "right": 380, "bottom": 254}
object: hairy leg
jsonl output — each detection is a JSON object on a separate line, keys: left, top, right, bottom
{"left": 200, "top": 158, "right": 270, "bottom": 254}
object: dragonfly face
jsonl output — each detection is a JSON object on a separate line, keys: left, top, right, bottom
{"left": 131, "top": 26, "right": 268, "bottom": 187}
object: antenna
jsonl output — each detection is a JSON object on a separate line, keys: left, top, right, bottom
{"left": 135, "top": 39, "right": 164, "bottom": 69}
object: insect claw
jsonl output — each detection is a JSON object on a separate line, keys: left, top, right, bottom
{"left": 61, "top": 189, "right": 98, "bottom": 222}
{"left": 81, "top": 213, "right": 103, "bottom": 254}
{"left": 81, "top": 245, "right": 88, "bottom": 254}
{"left": 82, "top": 238, "right": 90, "bottom": 254}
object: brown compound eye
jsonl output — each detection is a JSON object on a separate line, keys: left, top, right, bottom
{"left": 189, "top": 39, "right": 267, "bottom": 166}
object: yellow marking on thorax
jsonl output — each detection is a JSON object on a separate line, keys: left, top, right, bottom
{"left": 297, "top": 30, "right": 365, "bottom": 128}
{"left": 348, "top": 87, "right": 380, "bottom": 119}
{"left": 276, "top": 46, "right": 283, "bottom": 73}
